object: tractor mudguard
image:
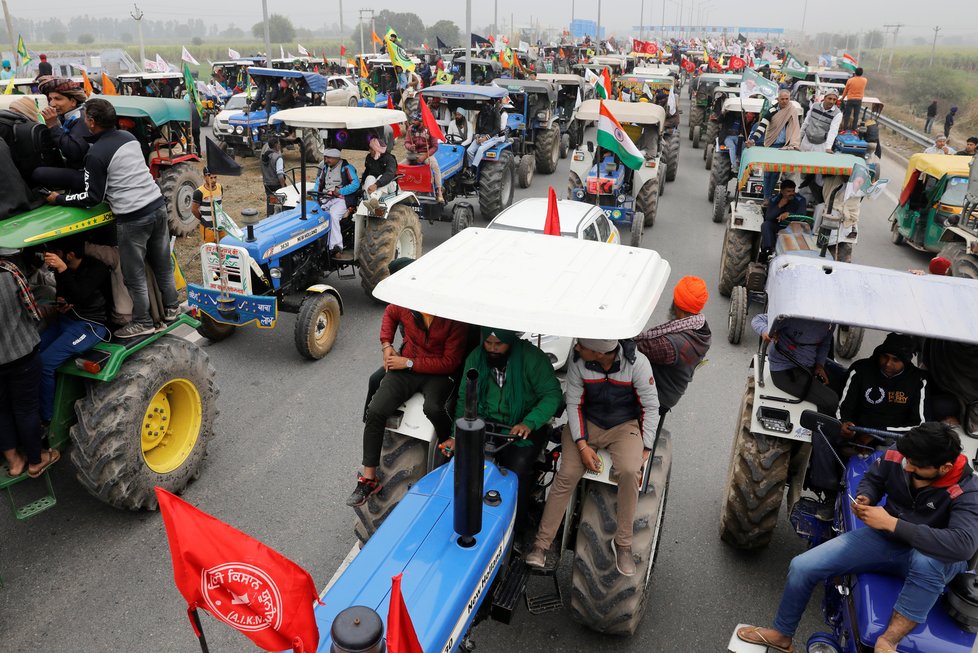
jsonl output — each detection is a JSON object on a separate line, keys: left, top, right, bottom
{"left": 304, "top": 284, "right": 345, "bottom": 313}
{"left": 632, "top": 161, "right": 658, "bottom": 190}
{"left": 748, "top": 354, "right": 816, "bottom": 444}
{"left": 568, "top": 150, "right": 593, "bottom": 188}
{"left": 729, "top": 201, "right": 765, "bottom": 233}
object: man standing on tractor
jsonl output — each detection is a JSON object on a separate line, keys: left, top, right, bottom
{"left": 840, "top": 67, "right": 867, "bottom": 131}
{"left": 347, "top": 299, "right": 467, "bottom": 508}
{"left": 759, "top": 179, "right": 808, "bottom": 260}
{"left": 315, "top": 148, "right": 360, "bottom": 258}
{"left": 443, "top": 327, "right": 562, "bottom": 532}
{"left": 736, "top": 423, "right": 978, "bottom": 653}
{"left": 361, "top": 133, "right": 398, "bottom": 211}
{"left": 404, "top": 112, "right": 444, "bottom": 203}
{"left": 745, "top": 89, "right": 801, "bottom": 203}
{"left": 46, "top": 98, "right": 179, "bottom": 339}
{"left": 526, "top": 338, "right": 659, "bottom": 577}
{"left": 34, "top": 76, "right": 92, "bottom": 193}
{"left": 260, "top": 137, "right": 287, "bottom": 216}
{"left": 799, "top": 90, "right": 842, "bottom": 154}
{"left": 190, "top": 168, "right": 225, "bottom": 243}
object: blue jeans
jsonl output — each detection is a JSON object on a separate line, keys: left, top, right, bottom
{"left": 773, "top": 526, "right": 968, "bottom": 636}
{"left": 39, "top": 318, "right": 109, "bottom": 421}
{"left": 117, "top": 206, "right": 178, "bottom": 327}
{"left": 723, "top": 134, "right": 740, "bottom": 168}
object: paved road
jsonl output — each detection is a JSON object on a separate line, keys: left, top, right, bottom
{"left": 0, "top": 101, "right": 928, "bottom": 652}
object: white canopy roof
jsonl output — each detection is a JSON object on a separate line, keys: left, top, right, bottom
{"left": 722, "top": 97, "right": 766, "bottom": 113}
{"left": 372, "top": 228, "right": 671, "bottom": 339}
{"left": 271, "top": 106, "right": 407, "bottom": 129}
{"left": 766, "top": 255, "right": 978, "bottom": 344}
{"left": 574, "top": 99, "right": 666, "bottom": 125}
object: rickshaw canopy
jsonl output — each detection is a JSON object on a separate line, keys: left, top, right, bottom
{"left": 101, "top": 95, "right": 193, "bottom": 125}
{"left": 737, "top": 148, "right": 864, "bottom": 190}
{"left": 902, "top": 153, "right": 972, "bottom": 187}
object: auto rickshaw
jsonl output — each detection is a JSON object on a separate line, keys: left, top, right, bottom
{"left": 890, "top": 153, "right": 974, "bottom": 255}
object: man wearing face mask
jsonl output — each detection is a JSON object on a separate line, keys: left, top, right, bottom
{"left": 737, "top": 422, "right": 978, "bottom": 653}
{"left": 443, "top": 328, "right": 562, "bottom": 533}
{"left": 360, "top": 132, "right": 398, "bottom": 211}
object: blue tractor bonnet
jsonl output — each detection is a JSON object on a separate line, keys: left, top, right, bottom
{"left": 246, "top": 67, "right": 327, "bottom": 94}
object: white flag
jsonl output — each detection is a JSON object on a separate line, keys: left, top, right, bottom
{"left": 280, "top": 45, "right": 285, "bottom": 59}
{"left": 667, "top": 88, "right": 677, "bottom": 116}
{"left": 228, "top": 47, "right": 241, "bottom": 60}
{"left": 297, "top": 43, "right": 309, "bottom": 56}
{"left": 156, "top": 54, "right": 168, "bottom": 72}
{"left": 144, "top": 58, "right": 156, "bottom": 72}
{"left": 574, "top": 87, "right": 582, "bottom": 110}
{"left": 181, "top": 46, "right": 199, "bottom": 66}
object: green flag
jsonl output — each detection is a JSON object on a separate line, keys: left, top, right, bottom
{"left": 182, "top": 63, "right": 204, "bottom": 119}
{"left": 783, "top": 52, "right": 808, "bottom": 79}
{"left": 740, "top": 66, "right": 779, "bottom": 103}
{"left": 16, "top": 35, "right": 31, "bottom": 67}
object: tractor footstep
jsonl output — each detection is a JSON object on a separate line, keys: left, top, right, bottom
{"left": 525, "top": 573, "right": 563, "bottom": 615}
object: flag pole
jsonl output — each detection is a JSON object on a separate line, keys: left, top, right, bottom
{"left": 187, "top": 605, "right": 211, "bottom": 653}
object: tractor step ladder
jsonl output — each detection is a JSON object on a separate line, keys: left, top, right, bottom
{"left": 0, "top": 463, "right": 58, "bottom": 521}
{"left": 524, "top": 570, "right": 563, "bottom": 615}
{"left": 490, "top": 560, "right": 529, "bottom": 623}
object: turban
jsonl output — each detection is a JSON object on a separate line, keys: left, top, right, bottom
{"left": 673, "top": 275, "right": 708, "bottom": 315}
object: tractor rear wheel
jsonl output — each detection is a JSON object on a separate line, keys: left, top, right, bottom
{"left": 713, "top": 185, "right": 728, "bottom": 223}
{"left": 478, "top": 150, "right": 516, "bottom": 220}
{"left": 718, "top": 227, "right": 754, "bottom": 297}
{"left": 728, "top": 285, "right": 748, "bottom": 344}
{"left": 835, "top": 325, "right": 864, "bottom": 360}
{"left": 358, "top": 204, "right": 423, "bottom": 297}
{"left": 692, "top": 125, "right": 702, "bottom": 149}
{"left": 70, "top": 336, "right": 219, "bottom": 510}
{"left": 707, "top": 167, "right": 718, "bottom": 202}
{"left": 719, "top": 376, "right": 792, "bottom": 549}
{"left": 158, "top": 164, "right": 203, "bottom": 237}
{"left": 940, "top": 242, "right": 978, "bottom": 280}
{"left": 535, "top": 124, "right": 561, "bottom": 174}
{"left": 354, "top": 432, "right": 429, "bottom": 546}
{"left": 688, "top": 106, "right": 703, "bottom": 140}
{"left": 629, "top": 212, "right": 644, "bottom": 247}
{"left": 570, "top": 432, "right": 672, "bottom": 635}
{"left": 302, "top": 129, "right": 323, "bottom": 164}
{"left": 517, "top": 154, "right": 535, "bottom": 188}
{"left": 705, "top": 144, "right": 714, "bottom": 169}
{"left": 559, "top": 133, "right": 571, "bottom": 159}
{"left": 636, "top": 178, "right": 658, "bottom": 228}
{"left": 663, "top": 133, "right": 679, "bottom": 182}
{"left": 294, "top": 292, "right": 341, "bottom": 360}
{"left": 196, "top": 313, "right": 236, "bottom": 342}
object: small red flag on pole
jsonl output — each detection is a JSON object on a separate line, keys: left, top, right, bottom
{"left": 420, "top": 97, "right": 445, "bottom": 142}
{"left": 340, "top": 44, "right": 346, "bottom": 56}
{"left": 387, "top": 573, "right": 423, "bottom": 653}
{"left": 543, "top": 186, "right": 561, "bottom": 236}
{"left": 387, "top": 94, "right": 401, "bottom": 139}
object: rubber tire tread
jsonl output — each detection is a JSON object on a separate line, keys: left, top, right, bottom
{"left": 535, "top": 124, "right": 561, "bottom": 174}
{"left": 479, "top": 150, "right": 516, "bottom": 220}
{"left": 713, "top": 185, "right": 728, "bottom": 223}
{"left": 294, "top": 292, "right": 341, "bottom": 360}
{"left": 196, "top": 313, "right": 236, "bottom": 342}
{"left": 357, "top": 204, "right": 423, "bottom": 297}
{"left": 834, "top": 325, "right": 864, "bottom": 360}
{"left": 728, "top": 286, "right": 747, "bottom": 344}
{"left": 158, "top": 164, "right": 204, "bottom": 237}
{"left": 718, "top": 227, "right": 754, "bottom": 297}
{"left": 663, "top": 133, "right": 679, "bottom": 182}
{"left": 636, "top": 178, "right": 658, "bottom": 228}
{"left": 302, "top": 130, "right": 323, "bottom": 164}
{"left": 353, "top": 432, "right": 429, "bottom": 546}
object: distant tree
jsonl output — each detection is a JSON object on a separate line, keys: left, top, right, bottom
{"left": 252, "top": 14, "right": 295, "bottom": 43}
{"left": 350, "top": 10, "right": 425, "bottom": 46}
{"left": 49, "top": 31, "right": 66, "bottom": 44}
{"left": 426, "top": 20, "right": 460, "bottom": 48}
{"left": 192, "top": 36, "right": 204, "bottom": 46}
{"left": 78, "top": 33, "right": 95, "bottom": 45}
{"left": 864, "top": 30, "right": 885, "bottom": 49}
{"left": 221, "top": 25, "right": 244, "bottom": 39}
{"left": 120, "top": 32, "right": 133, "bottom": 43}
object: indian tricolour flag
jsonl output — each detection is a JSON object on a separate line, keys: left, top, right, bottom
{"left": 839, "top": 53, "right": 858, "bottom": 73}
{"left": 597, "top": 101, "right": 644, "bottom": 170}
{"left": 584, "top": 68, "right": 610, "bottom": 99}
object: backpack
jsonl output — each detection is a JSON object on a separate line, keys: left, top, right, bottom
{"left": 0, "top": 109, "right": 63, "bottom": 181}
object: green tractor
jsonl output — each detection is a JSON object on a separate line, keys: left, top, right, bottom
{"left": 0, "top": 204, "right": 219, "bottom": 519}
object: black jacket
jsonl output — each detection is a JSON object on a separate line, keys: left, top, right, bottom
{"left": 858, "top": 447, "right": 978, "bottom": 563}
{"left": 838, "top": 358, "right": 927, "bottom": 431}
{"left": 56, "top": 257, "right": 109, "bottom": 324}
{"left": 926, "top": 103, "right": 938, "bottom": 118}
{"left": 361, "top": 152, "right": 398, "bottom": 188}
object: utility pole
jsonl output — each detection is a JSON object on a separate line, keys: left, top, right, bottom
{"left": 465, "top": 0, "right": 471, "bottom": 85}
{"left": 877, "top": 26, "right": 888, "bottom": 72}
{"left": 661, "top": 0, "right": 666, "bottom": 38}
{"left": 130, "top": 4, "right": 146, "bottom": 71}
{"left": 800, "top": 0, "right": 808, "bottom": 34}
{"left": 358, "top": 9, "right": 374, "bottom": 56}
{"left": 260, "top": 0, "right": 271, "bottom": 66}
{"left": 640, "top": 0, "right": 645, "bottom": 41}
{"left": 2, "top": 0, "right": 16, "bottom": 68}
{"left": 855, "top": 32, "right": 862, "bottom": 63}
{"left": 338, "top": 0, "right": 344, "bottom": 34}
{"left": 929, "top": 26, "right": 941, "bottom": 67}
{"left": 882, "top": 23, "right": 903, "bottom": 72}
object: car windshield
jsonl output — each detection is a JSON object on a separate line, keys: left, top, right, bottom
{"left": 940, "top": 176, "right": 969, "bottom": 207}
{"left": 225, "top": 95, "right": 247, "bottom": 111}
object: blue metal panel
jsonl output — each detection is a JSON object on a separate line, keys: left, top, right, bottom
{"left": 219, "top": 201, "right": 329, "bottom": 265}
{"left": 436, "top": 144, "right": 466, "bottom": 180}
{"left": 308, "top": 461, "right": 517, "bottom": 653}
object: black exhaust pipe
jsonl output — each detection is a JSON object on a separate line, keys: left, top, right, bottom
{"left": 454, "top": 369, "right": 485, "bottom": 547}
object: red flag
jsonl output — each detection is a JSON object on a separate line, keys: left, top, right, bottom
{"left": 632, "top": 39, "right": 643, "bottom": 53}
{"left": 726, "top": 56, "right": 746, "bottom": 71}
{"left": 387, "top": 94, "right": 401, "bottom": 139}
{"left": 340, "top": 44, "right": 346, "bottom": 56}
{"left": 707, "top": 56, "right": 721, "bottom": 72}
{"left": 644, "top": 41, "right": 658, "bottom": 55}
{"left": 155, "top": 488, "right": 320, "bottom": 653}
{"left": 387, "top": 573, "right": 422, "bottom": 653}
{"left": 543, "top": 186, "right": 561, "bottom": 236}
{"left": 420, "top": 97, "right": 445, "bottom": 142}
{"left": 681, "top": 57, "right": 695, "bottom": 73}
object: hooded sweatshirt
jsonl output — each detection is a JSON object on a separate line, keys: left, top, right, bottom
{"left": 838, "top": 336, "right": 927, "bottom": 431}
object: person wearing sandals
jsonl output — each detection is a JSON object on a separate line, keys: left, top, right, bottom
{"left": 736, "top": 423, "right": 978, "bottom": 653}
{"left": 0, "top": 248, "right": 60, "bottom": 479}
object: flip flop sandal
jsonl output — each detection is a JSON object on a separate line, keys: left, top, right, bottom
{"left": 736, "top": 626, "right": 794, "bottom": 653}
{"left": 27, "top": 449, "right": 60, "bottom": 479}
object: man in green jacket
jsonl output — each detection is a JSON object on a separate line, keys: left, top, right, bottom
{"left": 444, "top": 327, "right": 562, "bottom": 531}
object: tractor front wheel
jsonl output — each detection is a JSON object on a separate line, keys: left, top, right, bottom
{"left": 629, "top": 212, "right": 644, "bottom": 248}
{"left": 357, "top": 204, "right": 423, "bottom": 297}
{"left": 535, "top": 124, "right": 561, "bottom": 174}
{"left": 559, "top": 133, "right": 571, "bottom": 159}
{"left": 158, "top": 164, "right": 203, "bottom": 237}
{"left": 835, "top": 325, "right": 864, "bottom": 360}
{"left": 451, "top": 203, "right": 474, "bottom": 235}
{"left": 196, "top": 313, "right": 236, "bottom": 342}
{"left": 718, "top": 227, "right": 754, "bottom": 297}
{"left": 713, "top": 185, "right": 729, "bottom": 223}
{"left": 517, "top": 155, "right": 535, "bottom": 188}
{"left": 70, "top": 336, "right": 219, "bottom": 510}
{"left": 294, "top": 292, "right": 341, "bottom": 360}
{"left": 663, "top": 133, "right": 679, "bottom": 182}
{"left": 728, "top": 285, "right": 748, "bottom": 344}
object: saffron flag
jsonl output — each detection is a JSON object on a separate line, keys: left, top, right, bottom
{"left": 498, "top": 47, "right": 514, "bottom": 69}
{"left": 16, "top": 35, "right": 31, "bottom": 67}
{"left": 181, "top": 46, "right": 199, "bottom": 66}
{"left": 228, "top": 47, "right": 241, "bottom": 60}
{"left": 80, "top": 69, "right": 94, "bottom": 96}
{"left": 372, "top": 30, "right": 383, "bottom": 45}
{"left": 387, "top": 574, "right": 422, "bottom": 653}
{"left": 387, "top": 94, "right": 401, "bottom": 138}
{"left": 101, "top": 72, "right": 118, "bottom": 95}
{"left": 420, "top": 97, "right": 444, "bottom": 142}
{"left": 156, "top": 488, "right": 320, "bottom": 653}
{"left": 359, "top": 56, "right": 369, "bottom": 79}
{"left": 597, "top": 101, "right": 644, "bottom": 171}
{"left": 543, "top": 186, "right": 561, "bottom": 236}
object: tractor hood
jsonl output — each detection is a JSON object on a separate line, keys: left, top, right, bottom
{"left": 228, "top": 108, "right": 280, "bottom": 127}
{"left": 219, "top": 202, "right": 328, "bottom": 264}
{"left": 0, "top": 204, "right": 113, "bottom": 249}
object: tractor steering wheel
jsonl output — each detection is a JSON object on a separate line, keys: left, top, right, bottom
{"left": 445, "top": 134, "right": 464, "bottom": 145}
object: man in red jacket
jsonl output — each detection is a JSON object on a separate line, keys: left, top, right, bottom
{"left": 347, "top": 300, "right": 468, "bottom": 507}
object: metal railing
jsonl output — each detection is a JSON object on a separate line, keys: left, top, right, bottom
{"left": 876, "top": 114, "right": 932, "bottom": 148}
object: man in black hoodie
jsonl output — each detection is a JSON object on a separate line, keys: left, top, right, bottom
{"left": 361, "top": 132, "right": 398, "bottom": 211}
{"left": 737, "top": 422, "right": 978, "bottom": 653}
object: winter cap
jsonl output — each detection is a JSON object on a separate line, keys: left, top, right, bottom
{"left": 1, "top": 60, "right": 9, "bottom": 68}
{"left": 577, "top": 338, "right": 618, "bottom": 354}
{"left": 673, "top": 275, "right": 709, "bottom": 314}
{"left": 8, "top": 97, "right": 39, "bottom": 122}
{"left": 928, "top": 256, "right": 952, "bottom": 276}
{"left": 873, "top": 332, "right": 916, "bottom": 365}
{"left": 322, "top": 147, "right": 342, "bottom": 158}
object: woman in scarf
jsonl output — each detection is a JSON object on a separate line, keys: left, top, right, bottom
{"left": 446, "top": 327, "right": 562, "bottom": 531}
{"left": 33, "top": 75, "right": 92, "bottom": 192}
{"left": 745, "top": 88, "right": 801, "bottom": 203}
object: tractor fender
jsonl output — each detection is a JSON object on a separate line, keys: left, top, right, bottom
{"left": 386, "top": 393, "right": 438, "bottom": 445}
{"left": 354, "top": 191, "right": 420, "bottom": 219}
{"left": 729, "top": 201, "right": 765, "bottom": 232}
{"left": 303, "top": 284, "right": 344, "bottom": 314}
{"left": 939, "top": 225, "right": 978, "bottom": 249}
{"left": 633, "top": 160, "right": 659, "bottom": 189}
{"left": 568, "top": 151, "right": 593, "bottom": 187}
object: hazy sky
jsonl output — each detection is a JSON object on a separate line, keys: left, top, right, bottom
{"left": 9, "top": 0, "right": 978, "bottom": 40}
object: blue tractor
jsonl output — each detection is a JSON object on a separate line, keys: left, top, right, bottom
{"left": 398, "top": 85, "right": 516, "bottom": 234}
{"left": 223, "top": 67, "right": 327, "bottom": 162}
{"left": 187, "top": 107, "right": 423, "bottom": 358}
{"left": 333, "top": 229, "right": 675, "bottom": 644}
{"left": 722, "top": 256, "right": 978, "bottom": 653}
{"left": 491, "top": 79, "right": 563, "bottom": 188}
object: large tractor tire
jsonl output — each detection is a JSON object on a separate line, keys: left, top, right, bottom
{"left": 718, "top": 227, "right": 755, "bottom": 297}
{"left": 302, "top": 129, "right": 323, "bottom": 164}
{"left": 559, "top": 133, "right": 571, "bottom": 159}
{"left": 570, "top": 432, "right": 672, "bottom": 636}
{"left": 196, "top": 313, "right": 236, "bottom": 342}
{"left": 451, "top": 203, "right": 474, "bottom": 235}
{"left": 834, "top": 325, "right": 864, "bottom": 360}
{"left": 478, "top": 150, "right": 516, "bottom": 220}
{"left": 358, "top": 204, "right": 423, "bottom": 297}
{"left": 294, "top": 291, "right": 341, "bottom": 360}
{"left": 70, "top": 336, "right": 218, "bottom": 510}
{"left": 354, "top": 432, "right": 430, "bottom": 546}
{"left": 567, "top": 172, "right": 583, "bottom": 200}
{"left": 158, "top": 164, "right": 203, "bottom": 237}
{"left": 535, "top": 124, "right": 561, "bottom": 174}
{"left": 728, "top": 285, "right": 748, "bottom": 344}
{"left": 688, "top": 106, "right": 703, "bottom": 140}
{"left": 692, "top": 125, "right": 702, "bottom": 149}
{"left": 517, "top": 154, "right": 535, "bottom": 189}
{"left": 636, "top": 178, "right": 659, "bottom": 228}
{"left": 719, "top": 377, "right": 792, "bottom": 549}
{"left": 663, "top": 134, "right": 679, "bottom": 182}
{"left": 940, "top": 242, "right": 978, "bottom": 280}
{"left": 712, "top": 185, "right": 729, "bottom": 223}
{"left": 707, "top": 166, "right": 718, "bottom": 202}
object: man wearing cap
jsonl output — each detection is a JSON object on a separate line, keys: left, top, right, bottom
{"left": 34, "top": 75, "right": 92, "bottom": 192}
{"left": 0, "top": 60, "right": 12, "bottom": 81}
{"left": 924, "top": 135, "right": 956, "bottom": 155}
{"left": 190, "top": 168, "right": 225, "bottom": 243}
{"left": 526, "top": 337, "right": 659, "bottom": 577}
{"left": 800, "top": 90, "right": 843, "bottom": 154}
{"left": 316, "top": 148, "right": 360, "bottom": 257}
{"left": 404, "top": 112, "right": 444, "bottom": 203}
{"left": 360, "top": 133, "right": 398, "bottom": 212}
{"left": 635, "top": 276, "right": 712, "bottom": 413}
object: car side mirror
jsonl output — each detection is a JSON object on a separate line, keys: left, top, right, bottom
{"left": 800, "top": 409, "right": 842, "bottom": 440}
{"left": 587, "top": 141, "right": 594, "bottom": 153}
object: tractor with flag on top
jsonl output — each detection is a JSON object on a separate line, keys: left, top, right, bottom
{"left": 491, "top": 79, "right": 562, "bottom": 188}
{"left": 614, "top": 71, "right": 682, "bottom": 184}
{"left": 568, "top": 99, "right": 666, "bottom": 237}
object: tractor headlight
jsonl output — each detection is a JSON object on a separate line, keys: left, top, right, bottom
{"left": 574, "top": 189, "right": 585, "bottom": 200}
{"left": 617, "top": 194, "right": 626, "bottom": 204}
{"left": 269, "top": 267, "right": 282, "bottom": 279}
{"left": 235, "top": 125, "right": 244, "bottom": 135}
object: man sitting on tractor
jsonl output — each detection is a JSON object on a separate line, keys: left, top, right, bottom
{"left": 347, "top": 300, "right": 468, "bottom": 508}
{"left": 737, "top": 423, "right": 978, "bottom": 653}
{"left": 466, "top": 97, "right": 508, "bottom": 167}
{"left": 760, "top": 179, "right": 808, "bottom": 260}
{"left": 745, "top": 89, "right": 801, "bottom": 203}
{"left": 315, "top": 148, "right": 360, "bottom": 258}
{"left": 799, "top": 90, "right": 842, "bottom": 154}
{"left": 442, "top": 327, "right": 562, "bottom": 532}
{"left": 526, "top": 338, "right": 659, "bottom": 577}
{"left": 404, "top": 112, "right": 444, "bottom": 204}
{"left": 361, "top": 133, "right": 399, "bottom": 211}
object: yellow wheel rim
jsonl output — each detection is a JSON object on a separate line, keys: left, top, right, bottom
{"left": 141, "top": 378, "right": 202, "bottom": 474}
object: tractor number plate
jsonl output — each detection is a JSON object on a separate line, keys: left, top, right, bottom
{"left": 187, "top": 284, "right": 277, "bottom": 329}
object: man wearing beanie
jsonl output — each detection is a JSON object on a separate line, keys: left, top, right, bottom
{"left": 635, "top": 276, "right": 712, "bottom": 412}
{"left": 526, "top": 337, "right": 659, "bottom": 577}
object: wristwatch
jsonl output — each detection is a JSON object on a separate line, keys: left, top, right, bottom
{"left": 406, "top": 359, "right": 414, "bottom": 370}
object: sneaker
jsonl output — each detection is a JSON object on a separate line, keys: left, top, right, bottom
{"left": 114, "top": 322, "right": 155, "bottom": 339}
{"left": 346, "top": 474, "right": 381, "bottom": 507}
{"left": 525, "top": 547, "right": 547, "bottom": 569}
{"left": 365, "top": 197, "right": 381, "bottom": 211}
{"left": 163, "top": 306, "right": 181, "bottom": 322}
{"left": 611, "top": 540, "right": 636, "bottom": 576}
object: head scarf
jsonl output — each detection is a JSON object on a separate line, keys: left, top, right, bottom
{"left": 473, "top": 326, "right": 526, "bottom": 426}
{"left": 673, "top": 275, "right": 708, "bottom": 314}
{"left": 8, "top": 97, "right": 39, "bottom": 122}
{"left": 578, "top": 338, "right": 618, "bottom": 353}
{"left": 37, "top": 75, "right": 87, "bottom": 104}
{"left": 929, "top": 256, "right": 952, "bottom": 276}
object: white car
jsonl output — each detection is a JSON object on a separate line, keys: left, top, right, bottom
{"left": 486, "top": 197, "right": 621, "bottom": 243}
{"left": 324, "top": 76, "right": 360, "bottom": 107}
{"left": 211, "top": 92, "right": 248, "bottom": 139}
